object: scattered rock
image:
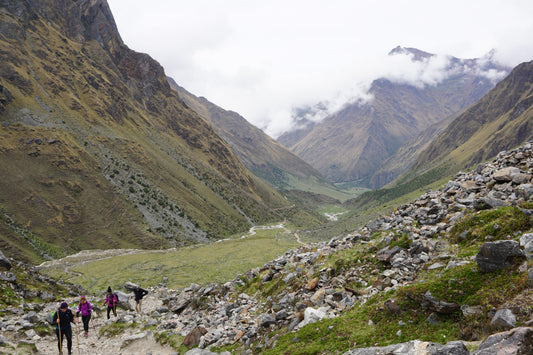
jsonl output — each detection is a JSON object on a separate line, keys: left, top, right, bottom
{"left": 473, "top": 327, "right": 533, "bottom": 355}
{"left": 305, "top": 277, "right": 319, "bottom": 291}
{"left": 422, "top": 291, "right": 460, "bottom": 314}
{"left": 121, "top": 331, "right": 148, "bottom": 348}
{"left": 491, "top": 308, "right": 517, "bottom": 329}
{"left": 183, "top": 326, "right": 208, "bottom": 348}
{"left": 343, "top": 339, "right": 469, "bottom": 355}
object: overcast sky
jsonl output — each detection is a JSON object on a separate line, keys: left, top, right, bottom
{"left": 107, "top": 0, "right": 533, "bottom": 138}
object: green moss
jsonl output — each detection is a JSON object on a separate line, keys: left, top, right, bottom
{"left": 99, "top": 322, "right": 137, "bottom": 337}
{"left": 155, "top": 331, "right": 185, "bottom": 351}
{"left": 449, "top": 206, "right": 533, "bottom": 245}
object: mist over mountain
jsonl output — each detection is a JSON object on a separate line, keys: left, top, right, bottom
{"left": 278, "top": 47, "right": 510, "bottom": 188}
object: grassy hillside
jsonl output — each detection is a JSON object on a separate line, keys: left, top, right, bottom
{"left": 0, "top": 0, "right": 290, "bottom": 263}
{"left": 411, "top": 60, "right": 533, "bottom": 179}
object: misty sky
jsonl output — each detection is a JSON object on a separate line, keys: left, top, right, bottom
{"left": 106, "top": 0, "right": 533, "bottom": 138}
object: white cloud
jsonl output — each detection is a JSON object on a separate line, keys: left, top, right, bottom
{"left": 106, "top": 0, "right": 533, "bottom": 138}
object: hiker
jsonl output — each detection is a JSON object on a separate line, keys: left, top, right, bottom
{"left": 103, "top": 286, "right": 118, "bottom": 319}
{"left": 53, "top": 302, "right": 76, "bottom": 355}
{"left": 133, "top": 286, "right": 148, "bottom": 313}
{"left": 76, "top": 295, "right": 92, "bottom": 337}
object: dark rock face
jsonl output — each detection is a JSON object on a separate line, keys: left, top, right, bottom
{"left": 473, "top": 327, "right": 533, "bottom": 355}
{"left": 422, "top": 291, "right": 460, "bottom": 315}
{"left": 475, "top": 241, "right": 526, "bottom": 273}
{"left": 0, "top": 250, "right": 12, "bottom": 271}
{"left": 168, "top": 293, "right": 191, "bottom": 315}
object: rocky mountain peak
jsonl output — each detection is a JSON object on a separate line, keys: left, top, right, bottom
{"left": 388, "top": 45, "right": 434, "bottom": 61}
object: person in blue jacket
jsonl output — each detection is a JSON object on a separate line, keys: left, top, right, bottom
{"left": 53, "top": 302, "right": 76, "bottom": 355}
{"left": 133, "top": 286, "right": 148, "bottom": 313}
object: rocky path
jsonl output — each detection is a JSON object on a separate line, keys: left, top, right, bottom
{"left": 34, "top": 294, "right": 176, "bottom": 355}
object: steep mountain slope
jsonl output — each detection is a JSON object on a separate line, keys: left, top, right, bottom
{"left": 278, "top": 47, "right": 509, "bottom": 188}
{"left": 370, "top": 112, "right": 459, "bottom": 188}
{"left": 410, "top": 60, "right": 533, "bottom": 177}
{"left": 168, "top": 79, "right": 333, "bottom": 191}
{"left": 0, "top": 0, "right": 289, "bottom": 263}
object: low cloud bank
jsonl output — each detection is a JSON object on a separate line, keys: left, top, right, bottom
{"left": 276, "top": 48, "right": 508, "bottom": 138}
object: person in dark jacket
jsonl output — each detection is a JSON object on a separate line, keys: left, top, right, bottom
{"left": 53, "top": 302, "right": 76, "bottom": 355}
{"left": 133, "top": 286, "right": 148, "bottom": 313}
{"left": 103, "top": 286, "right": 118, "bottom": 319}
{"left": 76, "top": 295, "right": 92, "bottom": 337}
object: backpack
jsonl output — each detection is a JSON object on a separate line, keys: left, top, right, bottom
{"left": 114, "top": 293, "right": 119, "bottom": 303}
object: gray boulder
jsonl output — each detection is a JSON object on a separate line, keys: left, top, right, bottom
{"left": 473, "top": 327, "right": 533, "bottom": 355}
{"left": 124, "top": 281, "right": 139, "bottom": 291}
{"left": 490, "top": 308, "right": 516, "bottom": 329}
{"left": 115, "top": 291, "right": 133, "bottom": 306}
{"left": 516, "top": 184, "right": 533, "bottom": 200}
{"left": 168, "top": 292, "right": 191, "bottom": 314}
{"left": 0, "top": 272, "right": 16, "bottom": 282}
{"left": 475, "top": 240, "right": 526, "bottom": 272}
{"left": 184, "top": 349, "right": 223, "bottom": 355}
{"left": 260, "top": 314, "right": 276, "bottom": 328}
{"left": 121, "top": 331, "right": 148, "bottom": 348}
{"left": 376, "top": 246, "right": 404, "bottom": 263}
{"left": 493, "top": 167, "right": 521, "bottom": 182}
{"left": 23, "top": 311, "right": 39, "bottom": 324}
{"left": 520, "top": 233, "right": 533, "bottom": 260}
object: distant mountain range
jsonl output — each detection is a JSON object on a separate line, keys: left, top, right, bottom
{"left": 278, "top": 47, "right": 511, "bottom": 188}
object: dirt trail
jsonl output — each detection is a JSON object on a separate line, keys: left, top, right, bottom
{"left": 35, "top": 293, "right": 175, "bottom": 355}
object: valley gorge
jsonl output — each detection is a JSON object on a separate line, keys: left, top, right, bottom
{"left": 1, "top": 0, "right": 533, "bottom": 354}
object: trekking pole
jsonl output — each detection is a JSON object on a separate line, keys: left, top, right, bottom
{"left": 76, "top": 317, "right": 80, "bottom": 355}
{"left": 57, "top": 308, "right": 62, "bottom": 354}
{"left": 91, "top": 316, "right": 98, "bottom": 339}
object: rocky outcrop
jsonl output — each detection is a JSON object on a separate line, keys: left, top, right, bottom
{"left": 476, "top": 241, "right": 526, "bottom": 272}
{"left": 0, "top": 250, "right": 12, "bottom": 270}
{"left": 473, "top": 327, "right": 533, "bottom": 355}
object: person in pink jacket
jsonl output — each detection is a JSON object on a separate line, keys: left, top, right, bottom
{"left": 103, "top": 286, "right": 118, "bottom": 319}
{"left": 76, "top": 295, "right": 92, "bottom": 337}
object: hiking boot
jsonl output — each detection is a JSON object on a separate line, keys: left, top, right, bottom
{"left": 84, "top": 332, "right": 88, "bottom": 337}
